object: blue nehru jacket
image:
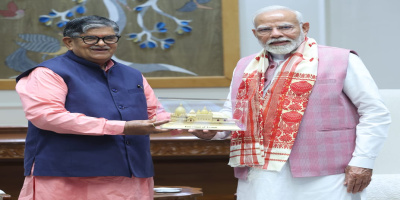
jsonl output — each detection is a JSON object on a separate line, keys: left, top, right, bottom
{"left": 17, "top": 50, "right": 153, "bottom": 178}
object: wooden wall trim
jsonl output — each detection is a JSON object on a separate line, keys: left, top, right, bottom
{"left": 0, "top": 127, "right": 230, "bottom": 160}
{"left": 0, "top": 143, "right": 25, "bottom": 160}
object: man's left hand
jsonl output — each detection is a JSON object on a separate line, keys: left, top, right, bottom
{"left": 188, "top": 129, "right": 218, "bottom": 140}
{"left": 344, "top": 165, "right": 373, "bottom": 193}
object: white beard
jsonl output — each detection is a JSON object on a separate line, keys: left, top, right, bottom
{"left": 261, "top": 31, "right": 305, "bottom": 55}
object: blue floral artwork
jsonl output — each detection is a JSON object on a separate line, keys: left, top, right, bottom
{"left": 4, "top": 0, "right": 221, "bottom": 78}
{"left": 6, "top": 34, "right": 68, "bottom": 73}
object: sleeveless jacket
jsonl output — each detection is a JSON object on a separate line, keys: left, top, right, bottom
{"left": 231, "top": 45, "right": 359, "bottom": 177}
{"left": 17, "top": 51, "right": 153, "bottom": 178}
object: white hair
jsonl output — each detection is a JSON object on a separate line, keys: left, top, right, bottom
{"left": 252, "top": 5, "right": 303, "bottom": 28}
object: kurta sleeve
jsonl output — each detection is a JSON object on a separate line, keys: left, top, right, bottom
{"left": 344, "top": 53, "right": 391, "bottom": 169}
{"left": 16, "top": 67, "right": 125, "bottom": 136}
{"left": 142, "top": 75, "right": 170, "bottom": 121}
{"left": 212, "top": 68, "right": 236, "bottom": 140}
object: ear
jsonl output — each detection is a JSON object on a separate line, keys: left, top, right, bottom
{"left": 252, "top": 29, "right": 258, "bottom": 38}
{"left": 302, "top": 22, "right": 310, "bottom": 35}
{"left": 62, "top": 37, "right": 74, "bottom": 50}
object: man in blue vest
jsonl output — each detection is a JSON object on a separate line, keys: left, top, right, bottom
{"left": 16, "top": 15, "right": 171, "bottom": 200}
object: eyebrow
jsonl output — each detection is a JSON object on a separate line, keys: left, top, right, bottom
{"left": 256, "top": 23, "right": 294, "bottom": 29}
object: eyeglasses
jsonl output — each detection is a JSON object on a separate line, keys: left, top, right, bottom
{"left": 256, "top": 25, "right": 297, "bottom": 36}
{"left": 73, "top": 35, "right": 121, "bottom": 45}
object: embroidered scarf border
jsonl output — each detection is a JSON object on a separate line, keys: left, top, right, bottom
{"left": 229, "top": 37, "right": 319, "bottom": 171}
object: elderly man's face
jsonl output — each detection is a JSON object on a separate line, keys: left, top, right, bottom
{"left": 63, "top": 27, "right": 118, "bottom": 66}
{"left": 252, "top": 10, "right": 309, "bottom": 54}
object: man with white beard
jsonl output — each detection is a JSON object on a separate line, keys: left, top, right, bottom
{"left": 190, "top": 5, "right": 391, "bottom": 200}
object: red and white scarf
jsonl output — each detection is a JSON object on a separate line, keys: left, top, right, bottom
{"left": 229, "top": 37, "right": 318, "bottom": 171}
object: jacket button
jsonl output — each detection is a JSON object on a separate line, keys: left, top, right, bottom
{"left": 112, "top": 88, "right": 118, "bottom": 93}
{"left": 125, "top": 141, "right": 130, "bottom": 145}
{"left": 118, "top": 105, "right": 124, "bottom": 109}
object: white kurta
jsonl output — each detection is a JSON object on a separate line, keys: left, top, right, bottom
{"left": 216, "top": 53, "right": 391, "bottom": 200}
{"left": 237, "top": 163, "right": 366, "bottom": 200}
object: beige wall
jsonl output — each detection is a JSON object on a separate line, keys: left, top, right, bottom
{"left": 326, "top": 0, "right": 400, "bottom": 89}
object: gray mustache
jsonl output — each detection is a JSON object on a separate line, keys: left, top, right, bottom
{"left": 267, "top": 38, "right": 292, "bottom": 44}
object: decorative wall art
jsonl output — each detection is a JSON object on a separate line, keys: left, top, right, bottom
{"left": 0, "top": 0, "right": 239, "bottom": 89}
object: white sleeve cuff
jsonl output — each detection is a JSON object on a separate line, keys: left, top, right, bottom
{"left": 348, "top": 156, "right": 375, "bottom": 169}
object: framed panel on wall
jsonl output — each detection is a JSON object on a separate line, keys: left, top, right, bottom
{"left": 0, "top": 0, "right": 239, "bottom": 89}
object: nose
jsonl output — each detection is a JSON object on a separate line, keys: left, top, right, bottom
{"left": 270, "top": 27, "right": 284, "bottom": 38}
{"left": 96, "top": 39, "right": 107, "bottom": 46}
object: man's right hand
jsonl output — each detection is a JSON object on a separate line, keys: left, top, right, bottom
{"left": 123, "top": 119, "right": 170, "bottom": 135}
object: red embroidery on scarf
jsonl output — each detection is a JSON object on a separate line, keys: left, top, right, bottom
{"left": 291, "top": 81, "right": 313, "bottom": 95}
{"left": 231, "top": 71, "right": 259, "bottom": 147}
{"left": 282, "top": 111, "right": 302, "bottom": 123}
{"left": 270, "top": 73, "right": 316, "bottom": 150}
